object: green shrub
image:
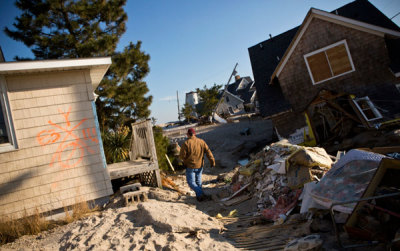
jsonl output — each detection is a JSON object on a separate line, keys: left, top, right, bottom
{"left": 102, "top": 126, "right": 131, "bottom": 164}
{"left": 153, "top": 126, "right": 171, "bottom": 171}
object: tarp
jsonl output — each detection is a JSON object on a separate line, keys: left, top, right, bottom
{"left": 213, "top": 113, "right": 227, "bottom": 124}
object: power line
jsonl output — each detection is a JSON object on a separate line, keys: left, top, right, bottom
{"left": 391, "top": 11, "right": 400, "bottom": 20}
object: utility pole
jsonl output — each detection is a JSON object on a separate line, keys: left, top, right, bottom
{"left": 177, "top": 90, "right": 181, "bottom": 122}
{"left": 213, "top": 63, "right": 238, "bottom": 117}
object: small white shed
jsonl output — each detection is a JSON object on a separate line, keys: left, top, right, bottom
{"left": 0, "top": 57, "right": 113, "bottom": 219}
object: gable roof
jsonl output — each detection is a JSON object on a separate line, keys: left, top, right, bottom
{"left": 226, "top": 76, "right": 256, "bottom": 104}
{"left": 215, "top": 89, "right": 244, "bottom": 113}
{"left": 223, "top": 90, "right": 244, "bottom": 102}
{"left": 248, "top": 0, "right": 400, "bottom": 117}
{"left": 273, "top": 7, "right": 400, "bottom": 80}
{"left": 236, "top": 81, "right": 256, "bottom": 104}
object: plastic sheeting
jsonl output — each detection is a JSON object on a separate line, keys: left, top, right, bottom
{"left": 213, "top": 113, "right": 227, "bottom": 123}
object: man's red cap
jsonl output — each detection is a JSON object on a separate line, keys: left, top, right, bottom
{"left": 187, "top": 128, "right": 195, "bottom": 136}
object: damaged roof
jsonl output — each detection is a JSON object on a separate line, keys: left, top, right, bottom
{"left": 385, "top": 37, "right": 400, "bottom": 76}
{"left": 249, "top": 0, "right": 400, "bottom": 118}
{"left": 226, "top": 76, "right": 256, "bottom": 104}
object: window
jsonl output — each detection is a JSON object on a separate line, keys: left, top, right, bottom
{"left": 0, "top": 77, "right": 17, "bottom": 152}
{"left": 352, "top": 96, "right": 382, "bottom": 122}
{"left": 226, "top": 96, "right": 230, "bottom": 102}
{"left": 304, "top": 40, "right": 355, "bottom": 85}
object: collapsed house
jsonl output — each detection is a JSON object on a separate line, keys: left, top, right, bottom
{"left": 216, "top": 75, "right": 257, "bottom": 116}
{"left": 248, "top": 0, "right": 400, "bottom": 146}
{"left": 184, "top": 75, "right": 257, "bottom": 120}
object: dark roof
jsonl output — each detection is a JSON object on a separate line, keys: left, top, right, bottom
{"left": 226, "top": 76, "right": 256, "bottom": 104}
{"left": 248, "top": 0, "right": 400, "bottom": 117}
{"left": 248, "top": 27, "right": 298, "bottom": 116}
{"left": 385, "top": 37, "right": 400, "bottom": 74}
{"left": 335, "top": 0, "right": 400, "bottom": 32}
{"left": 237, "top": 83, "right": 255, "bottom": 104}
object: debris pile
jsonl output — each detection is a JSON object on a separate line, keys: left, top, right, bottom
{"left": 223, "top": 140, "right": 400, "bottom": 249}
{"left": 226, "top": 139, "right": 332, "bottom": 221}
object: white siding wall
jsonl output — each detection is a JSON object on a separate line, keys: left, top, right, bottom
{"left": 217, "top": 93, "right": 244, "bottom": 115}
{"left": 0, "top": 69, "right": 112, "bottom": 219}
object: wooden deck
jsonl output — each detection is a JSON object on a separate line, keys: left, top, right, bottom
{"left": 106, "top": 120, "right": 162, "bottom": 187}
{"left": 107, "top": 159, "right": 157, "bottom": 179}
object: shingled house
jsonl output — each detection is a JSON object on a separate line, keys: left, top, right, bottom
{"left": 216, "top": 76, "right": 257, "bottom": 116}
{"left": 0, "top": 58, "right": 113, "bottom": 219}
{"left": 248, "top": 0, "right": 400, "bottom": 145}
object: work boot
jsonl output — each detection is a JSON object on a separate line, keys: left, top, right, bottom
{"left": 196, "top": 195, "right": 205, "bottom": 202}
{"left": 203, "top": 194, "right": 212, "bottom": 201}
{"left": 197, "top": 194, "right": 212, "bottom": 202}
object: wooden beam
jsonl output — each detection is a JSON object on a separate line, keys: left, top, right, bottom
{"left": 165, "top": 154, "right": 175, "bottom": 172}
{"left": 325, "top": 99, "right": 361, "bottom": 124}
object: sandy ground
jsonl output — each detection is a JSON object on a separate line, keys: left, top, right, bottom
{"left": 1, "top": 118, "right": 273, "bottom": 251}
{"left": 178, "top": 118, "right": 274, "bottom": 169}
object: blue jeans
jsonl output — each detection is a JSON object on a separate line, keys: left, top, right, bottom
{"left": 186, "top": 167, "right": 203, "bottom": 197}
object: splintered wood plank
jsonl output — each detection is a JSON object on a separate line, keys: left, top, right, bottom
{"left": 223, "top": 194, "right": 251, "bottom": 207}
{"left": 223, "top": 219, "right": 311, "bottom": 250}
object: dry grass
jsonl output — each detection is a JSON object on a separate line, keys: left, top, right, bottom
{"left": 63, "top": 200, "right": 98, "bottom": 224}
{"left": 0, "top": 200, "right": 98, "bottom": 245}
{"left": 0, "top": 209, "right": 49, "bottom": 245}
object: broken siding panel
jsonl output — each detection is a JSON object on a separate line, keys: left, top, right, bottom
{"left": 0, "top": 69, "right": 111, "bottom": 219}
{"left": 271, "top": 111, "right": 307, "bottom": 138}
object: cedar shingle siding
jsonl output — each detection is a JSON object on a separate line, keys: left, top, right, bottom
{"left": 279, "top": 18, "right": 399, "bottom": 113}
{"left": 0, "top": 70, "right": 113, "bottom": 219}
{"left": 248, "top": 0, "right": 400, "bottom": 137}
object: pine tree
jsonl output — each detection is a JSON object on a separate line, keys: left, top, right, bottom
{"left": 181, "top": 103, "right": 195, "bottom": 122}
{"left": 5, "top": 0, "right": 152, "bottom": 131}
{"left": 196, "top": 84, "right": 222, "bottom": 117}
{"left": 5, "top": 0, "right": 127, "bottom": 59}
{"left": 96, "top": 42, "right": 152, "bottom": 131}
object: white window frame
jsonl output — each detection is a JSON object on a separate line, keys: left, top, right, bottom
{"left": 352, "top": 96, "right": 383, "bottom": 122}
{"left": 0, "top": 76, "right": 18, "bottom": 153}
{"left": 304, "top": 40, "right": 355, "bottom": 85}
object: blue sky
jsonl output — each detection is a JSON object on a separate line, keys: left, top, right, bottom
{"left": 1, "top": 0, "right": 399, "bottom": 124}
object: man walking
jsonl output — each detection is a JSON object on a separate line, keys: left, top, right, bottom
{"left": 179, "top": 128, "right": 215, "bottom": 201}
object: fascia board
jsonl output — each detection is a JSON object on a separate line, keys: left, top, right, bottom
{"left": 0, "top": 57, "right": 111, "bottom": 74}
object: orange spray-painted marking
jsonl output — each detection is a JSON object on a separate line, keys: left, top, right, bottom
{"left": 37, "top": 107, "right": 98, "bottom": 169}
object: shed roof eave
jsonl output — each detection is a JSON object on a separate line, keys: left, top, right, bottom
{"left": 0, "top": 57, "right": 111, "bottom": 90}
